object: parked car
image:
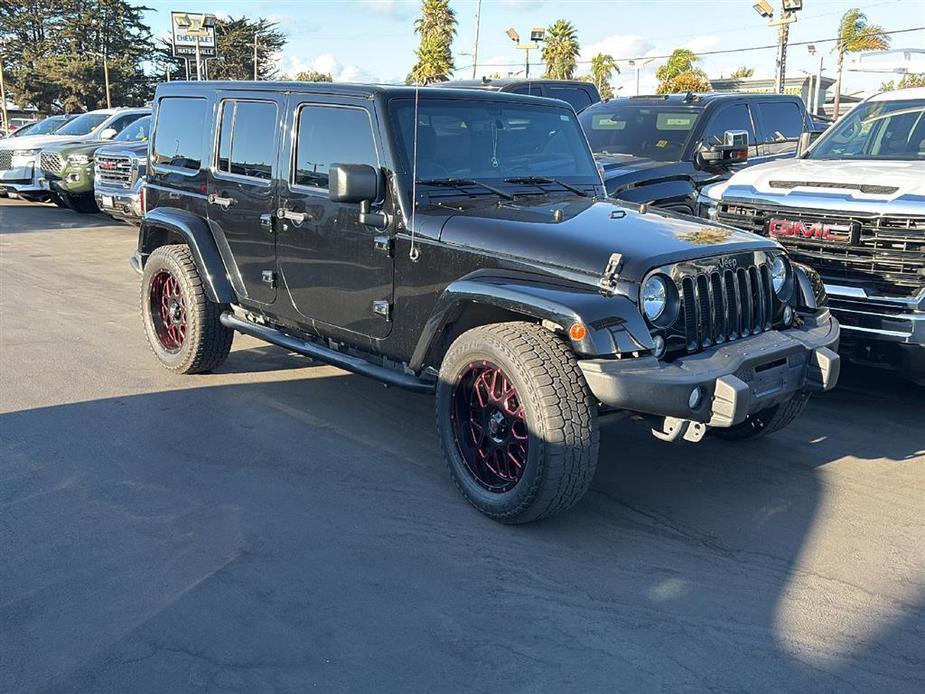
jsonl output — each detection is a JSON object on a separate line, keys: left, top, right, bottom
{"left": 579, "top": 92, "right": 824, "bottom": 214}
{"left": 0, "top": 107, "right": 149, "bottom": 202}
{"left": 438, "top": 78, "right": 601, "bottom": 112}
{"left": 39, "top": 113, "right": 149, "bottom": 213}
{"left": 701, "top": 88, "right": 925, "bottom": 382}
{"left": 93, "top": 115, "right": 151, "bottom": 224}
{"left": 0, "top": 116, "right": 75, "bottom": 196}
{"left": 134, "top": 80, "right": 839, "bottom": 523}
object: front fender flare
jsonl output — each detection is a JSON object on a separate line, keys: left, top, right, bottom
{"left": 410, "top": 276, "right": 655, "bottom": 371}
{"left": 138, "top": 207, "right": 236, "bottom": 304}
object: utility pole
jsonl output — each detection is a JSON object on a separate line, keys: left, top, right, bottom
{"left": 103, "top": 45, "right": 111, "bottom": 108}
{"left": 253, "top": 30, "right": 259, "bottom": 80}
{"left": 753, "top": 1, "right": 803, "bottom": 94}
{"left": 471, "top": 0, "right": 481, "bottom": 79}
{"left": 506, "top": 27, "right": 545, "bottom": 81}
{"left": 0, "top": 57, "right": 8, "bottom": 135}
{"left": 195, "top": 35, "right": 202, "bottom": 80}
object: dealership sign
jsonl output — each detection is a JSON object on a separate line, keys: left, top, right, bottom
{"left": 171, "top": 12, "right": 217, "bottom": 58}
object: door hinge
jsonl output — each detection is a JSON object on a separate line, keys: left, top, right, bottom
{"left": 374, "top": 234, "right": 393, "bottom": 256}
{"left": 598, "top": 252, "right": 623, "bottom": 294}
{"left": 372, "top": 300, "right": 391, "bottom": 321}
{"left": 261, "top": 270, "right": 277, "bottom": 288}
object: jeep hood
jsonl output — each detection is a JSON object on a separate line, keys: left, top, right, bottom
{"left": 708, "top": 158, "right": 925, "bottom": 213}
{"left": 435, "top": 197, "right": 776, "bottom": 283}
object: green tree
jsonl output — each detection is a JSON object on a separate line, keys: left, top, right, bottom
{"left": 1, "top": 0, "right": 154, "bottom": 112}
{"left": 833, "top": 9, "right": 890, "bottom": 118}
{"left": 542, "top": 19, "right": 580, "bottom": 80}
{"left": 208, "top": 16, "right": 286, "bottom": 81}
{"left": 656, "top": 49, "right": 711, "bottom": 94}
{"left": 407, "top": 0, "right": 456, "bottom": 85}
{"left": 589, "top": 53, "right": 619, "bottom": 99}
{"left": 293, "top": 70, "right": 333, "bottom": 82}
{"left": 881, "top": 73, "right": 925, "bottom": 91}
{"left": 730, "top": 66, "right": 754, "bottom": 78}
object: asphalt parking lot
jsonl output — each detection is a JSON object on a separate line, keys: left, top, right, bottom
{"left": 1, "top": 196, "right": 923, "bottom": 693}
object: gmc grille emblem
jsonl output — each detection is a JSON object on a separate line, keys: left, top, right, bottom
{"left": 768, "top": 218, "right": 860, "bottom": 245}
{"left": 99, "top": 162, "right": 119, "bottom": 170}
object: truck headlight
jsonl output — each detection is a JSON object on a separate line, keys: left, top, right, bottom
{"left": 642, "top": 275, "right": 669, "bottom": 320}
{"left": 770, "top": 255, "right": 789, "bottom": 296}
{"left": 68, "top": 154, "right": 91, "bottom": 165}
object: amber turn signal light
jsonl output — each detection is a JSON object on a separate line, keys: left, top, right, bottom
{"left": 568, "top": 323, "right": 587, "bottom": 340}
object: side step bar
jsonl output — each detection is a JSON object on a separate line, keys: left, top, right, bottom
{"left": 220, "top": 312, "right": 435, "bottom": 394}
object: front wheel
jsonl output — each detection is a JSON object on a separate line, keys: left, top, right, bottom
{"left": 713, "top": 392, "right": 810, "bottom": 441}
{"left": 141, "top": 244, "right": 234, "bottom": 374}
{"left": 436, "top": 322, "right": 599, "bottom": 524}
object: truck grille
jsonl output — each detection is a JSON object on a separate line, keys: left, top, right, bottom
{"left": 0, "top": 150, "right": 12, "bottom": 171}
{"left": 672, "top": 263, "right": 776, "bottom": 354}
{"left": 40, "top": 152, "right": 65, "bottom": 176}
{"left": 94, "top": 154, "right": 134, "bottom": 188}
{"left": 716, "top": 203, "right": 925, "bottom": 298}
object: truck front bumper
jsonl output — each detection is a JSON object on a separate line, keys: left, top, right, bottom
{"left": 95, "top": 180, "right": 143, "bottom": 224}
{"left": 46, "top": 165, "right": 94, "bottom": 195}
{"left": 0, "top": 157, "right": 41, "bottom": 195}
{"left": 578, "top": 312, "right": 840, "bottom": 427}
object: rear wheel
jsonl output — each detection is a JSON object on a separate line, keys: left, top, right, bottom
{"left": 713, "top": 392, "right": 810, "bottom": 441}
{"left": 436, "top": 322, "right": 599, "bottom": 524}
{"left": 141, "top": 244, "right": 233, "bottom": 374}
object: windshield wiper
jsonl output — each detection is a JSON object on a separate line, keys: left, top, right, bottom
{"left": 415, "top": 178, "right": 515, "bottom": 201}
{"left": 503, "top": 176, "right": 590, "bottom": 197}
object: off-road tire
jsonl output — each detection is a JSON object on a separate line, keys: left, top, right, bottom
{"left": 713, "top": 392, "right": 810, "bottom": 441}
{"left": 141, "top": 244, "right": 233, "bottom": 374}
{"left": 436, "top": 322, "right": 599, "bottom": 524}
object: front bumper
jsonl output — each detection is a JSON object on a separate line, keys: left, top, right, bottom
{"left": 46, "top": 165, "right": 94, "bottom": 195}
{"left": 0, "top": 156, "right": 41, "bottom": 194}
{"left": 579, "top": 312, "right": 840, "bottom": 427}
{"left": 95, "top": 180, "right": 143, "bottom": 224}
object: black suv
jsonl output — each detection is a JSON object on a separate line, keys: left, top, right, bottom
{"left": 580, "top": 93, "right": 823, "bottom": 213}
{"left": 135, "top": 81, "right": 840, "bottom": 523}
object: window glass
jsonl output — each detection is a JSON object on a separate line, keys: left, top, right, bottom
{"left": 702, "top": 104, "right": 755, "bottom": 146}
{"left": 228, "top": 101, "right": 276, "bottom": 180}
{"left": 295, "top": 106, "right": 378, "bottom": 189}
{"left": 580, "top": 104, "right": 701, "bottom": 161}
{"left": 153, "top": 97, "right": 206, "bottom": 170}
{"left": 217, "top": 101, "right": 234, "bottom": 172}
{"left": 810, "top": 99, "right": 925, "bottom": 160}
{"left": 113, "top": 115, "right": 151, "bottom": 142}
{"left": 107, "top": 113, "right": 144, "bottom": 135}
{"left": 55, "top": 113, "right": 109, "bottom": 136}
{"left": 757, "top": 101, "right": 804, "bottom": 142}
{"left": 547, "top": 86, "right": 593, "bottom": 112}
{"left": 509, "top": 85, "right": 541, "bottom": 96}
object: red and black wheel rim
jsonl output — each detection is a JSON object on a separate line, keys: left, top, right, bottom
{"left": 451, "top": 361, "right": 529, "bottom": 493}
{"left": 149, "top": 270, "right": 186, "bottom": 353}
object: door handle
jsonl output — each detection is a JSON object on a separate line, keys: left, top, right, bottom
{"left": 208, "top": 193, "right": 237, "bottom": 209}
{"left": 276, "top": 208, "right": 310, "bottom": 225}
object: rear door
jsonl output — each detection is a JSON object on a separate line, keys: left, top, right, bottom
{"left": 207, "top": 92, "right": 284, "bottom": 305}
{"left": 276, "top": 94, "right": 393, "bottom": 339}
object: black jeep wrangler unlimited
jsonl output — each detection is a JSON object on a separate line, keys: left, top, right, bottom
{"left": 134, "top": 81, "right": 840, "bottom": 523}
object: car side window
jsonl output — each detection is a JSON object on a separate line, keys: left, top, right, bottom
{"left": 547, "top": 86, "right": 593, "bottom": 112}
{"left": 107, "top": 113, "right": 142, "bottom": 134}
{"left": 294, "top": 105, "right": 378, "bottom": 190}
{"left": 757, "top": 101, "right": 805, "bottom": 142}
{"left": 215, "top": 100, "right": 277, "bottom": 181}
{"left": 702, "top": 104, "right": 756, "bottom": 146}
{"left": 153, "top": 97, "right": 207, "bottom": 171}
{"left": 509, "top": 85, "right": 542, "bottom": 96}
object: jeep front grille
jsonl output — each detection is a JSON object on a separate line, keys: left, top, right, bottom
{"left": 40, "top": 152, "right": 65, "bottom": 176}
{"left": 0, "top": 150, "right": 12, "bottom": 171}
{"left": 716, "top": 203, "right": 925, "bottom": 298}
{"left": 94, "top": 154, "right": 134, "bottom": 188}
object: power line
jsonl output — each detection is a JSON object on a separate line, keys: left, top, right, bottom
{"left": 456, "top": 25, "right": 925, "bottom": 72}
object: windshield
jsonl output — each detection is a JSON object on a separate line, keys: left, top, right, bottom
{"left": 579, "top": 104, "right": 701, "bottom": 162}
{"left": 15, "top": 116, "right": 67, "bottom": 136}
{"left": 391, "top": 98, "right": 600, "bottom": 187}
{"left": 809, "top": 98, "right": 925, "bottom": 161}
{"left": 55, "top": 113, "right": 109, "bottom": 137}
{"left": 113, "top": 116, "right": 151, "bottom": 142}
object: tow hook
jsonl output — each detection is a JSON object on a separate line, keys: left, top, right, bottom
{"left": 652, "top": 416, "right": 707, "bottom": 443}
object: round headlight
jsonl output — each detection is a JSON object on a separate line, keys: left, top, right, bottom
{"left": 642, "top": 275, "right": 668, "bottom": 321}
{"left": 770, "top": 255, "right": 789, "bottom": 295}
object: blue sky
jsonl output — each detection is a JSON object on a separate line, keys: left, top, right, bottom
{"left": 141, "top": 0, "right": 925, "bottom": 95}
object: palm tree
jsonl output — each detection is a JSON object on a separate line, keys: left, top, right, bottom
{"left": 730, "top": 66, "right": 754, "bottom": 79}
{"left": 542, "top": 20, "right": 580, "bottom": 80}
{"left": 656, "top": 49, "right": 711, "bottom": 94}
{"left": 833, "top": 8, "right": 890, "bottom": 117}
{"left": 590, "top": 53, "right": 619, "bottom": 99}
{"left": 407, "top": 0, "right": 457, "bottom": 85}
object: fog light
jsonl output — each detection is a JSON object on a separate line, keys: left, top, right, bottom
{"left": 689, "top": 387, "right": 703, "bottom": 410}
{"left": 783, "top": 306, "right": 794, "bottom": 326}
{"left": 652, "top": 334, "right": 666, "bottom": 359}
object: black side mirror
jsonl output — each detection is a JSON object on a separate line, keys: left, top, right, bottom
{"left": 697, "top": 129, "right": 749, "bottom": 170}
{"left": 328, "top": 163, "right": 388, "bottom": 228}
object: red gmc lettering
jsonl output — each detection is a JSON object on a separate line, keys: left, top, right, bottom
{"left": 769, "top": 218, "right": 851, "bottom": 243}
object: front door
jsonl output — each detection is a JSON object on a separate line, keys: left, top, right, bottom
{"left": 207, "top": 92, "right": 284, "bottom": 305}
{"left": 276, "top": 95, "right": 393, "bottom": 339}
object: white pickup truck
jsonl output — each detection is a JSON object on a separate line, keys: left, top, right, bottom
{"left": 701, "top": 88, "right": 925, "bottom": 382}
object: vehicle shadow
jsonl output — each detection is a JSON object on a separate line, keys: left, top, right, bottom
{"left": 0, "top": 199, "right": 117, "bottom": 233}
{"left": 1, "top": 365, "right": 922, "bottom": 693}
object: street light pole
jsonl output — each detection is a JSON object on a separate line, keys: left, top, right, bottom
{"left": 253, "top": 30, "right": 259, "bottom": 80}
{"left": 471, "top": 0, "right": 481, "bottom": 79}
{"left": 195, "top": 35, "right": 202, "bottom": 80}
{"left": 753, "top": 1, "right": 802, "bottom": 94}
{"left": 0, "top": 57, "right": 9, "bottom": 135}
{"left": 103, "top": 45, "right": 111, "bottom": 108}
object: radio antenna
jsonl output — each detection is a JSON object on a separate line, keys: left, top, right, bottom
{"left": 408, "top": 86, "right": 421, "bottom": 263}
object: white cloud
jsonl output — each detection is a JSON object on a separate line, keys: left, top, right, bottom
{"left": 283, "top": 53, "right": 376, "bottom": 83}
{"left": 362, "top": 0, "right": 415, "bottom": 19}
{"left": 581, "top": 34, "right": 655, "bottom": 63}
{"left": 684, "top": 34, "right": 720, "bottom": 55}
